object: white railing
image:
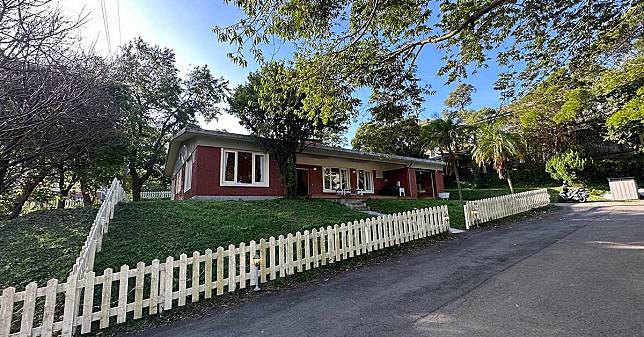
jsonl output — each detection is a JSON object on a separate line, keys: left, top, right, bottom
{"left": 141, "top": 191, "right": 172, "bottom": 199}
{"left": 463, "top": 189, "right": 550, "bottom": 229}
{"left": 0, "top": 206, "right": 450, "bottom": 337}
{"left": 69, "top": 178, "right": 127, "bottom": 280}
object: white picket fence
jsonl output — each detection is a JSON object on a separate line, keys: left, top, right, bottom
{"left": 0, "top": 206, "right": 450, "bottom": 337}
{"left": 463, "top": 189, "right": 550, "bottom": 229}
{"left": 141, "top": 191, "right": 171, "bottom": 199}
{"left": 69, "top": 178, "right": 127, "bottom": 279}
{"left": 22, "top": 199, "right": 85, "bottom": 214}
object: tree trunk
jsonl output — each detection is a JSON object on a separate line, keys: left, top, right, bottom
{"left": 286, "top": 154, "right": 297, "bottom": 198}
{"left": 9, "top": 176, "right": 44, "bottom": 219}
{"left": 57, "top": 166, "right": 66, "bottom": 209}
{"left": 505, "top": 167, "right": 515, "bottom": 194}
{"left": 448, "top": 146, "right": 463, "bottom": 202}
{"left": 129, "top": 164, "right": 147, "bottom": 202}
{"left": 275, "top": 152, "right": 297, "bottom": 198}
{"left": 80, "top": 177, "right": 93, "bottom": 206}
{"left": 131, "top": 179, "right": 143, "bottom": 201}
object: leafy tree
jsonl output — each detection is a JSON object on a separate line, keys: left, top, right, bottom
{"left": 594, "top": 45, "right": 644, "bottom": 152}
{"left": 216, "top": 0, "right": 641, "bottom": 110}
{"left": 605, "top": 87, "right": 644, "bottom": 151}
{"left": 422, "top": 118, "right": 465, "bottom": 202}
{"left": 444, "top": 83, "right": 476, "bottom": 122}
{"left": 509, "top": 40, "right": 643, "bottom": 161}
{"left": 116, "top": 38, "right": 228, "bottom": 200}
{"left": 507, "top": 67, "right": 609, "bottom": 164}
{"left": 229, "top": 62, "right": 356, "bottom": 197}
{"left": 472, "top": 122, "right": 523, "bottom": 193}
{"left": 545, "top": 150, "right": 588, "bottom": 185}
{"left": 352, "top": 116, "right": 425, "bottom": 158}
{"left": 352, "top": 87, "right": 426, "bottom": 157}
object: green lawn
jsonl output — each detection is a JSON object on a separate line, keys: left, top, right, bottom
{"left": 0, "top": 207, "right": 97, "bottom": 289}
{"left": 94, "top": 199, "right": 371, "bottom": 271}
{"left": 366, "top": 199, "right": 465, "bottom": 229}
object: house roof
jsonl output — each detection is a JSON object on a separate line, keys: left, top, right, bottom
{"left": 164, "top": 127, "right": 445, "bottom": 175}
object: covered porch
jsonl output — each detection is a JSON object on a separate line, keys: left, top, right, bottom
{"left": 293, "top": 150, "right": 445, "bottom": 199}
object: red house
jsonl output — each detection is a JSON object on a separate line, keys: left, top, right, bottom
{"left": 164, "top": 127, "right": 446, "bottom": 200}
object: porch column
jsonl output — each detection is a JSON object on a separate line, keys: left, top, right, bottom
{"left": 406, "top": 168, "right": 418, "bottom": 198}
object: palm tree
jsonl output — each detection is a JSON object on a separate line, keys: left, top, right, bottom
{"left": 423, "top": 118, "right": 465, "bottom": 202}
{"left": 472, "top": 122, "right": 522, "bottom": 193}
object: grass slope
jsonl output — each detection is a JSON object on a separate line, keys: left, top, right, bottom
{"left": 367, "top": 199, "right": 465, "bottom": 229}
{"left": 0, "top": 207, "right": 97, "bottom": 289}
{"left": 94, "top": 199, "right": 370, "bottom": 271}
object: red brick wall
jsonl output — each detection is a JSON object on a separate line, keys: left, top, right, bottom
{"left": 192, "top": 146, "right": 284, "bottom": 197}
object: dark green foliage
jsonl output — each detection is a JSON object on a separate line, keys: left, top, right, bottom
{"left": 228, "top": 62, "right": 355, "bottom": 197}
{"left": 93, "top": 199, "right": 370, "bottom": 271}
{"left": 0, "top": 207, "right": 97, "bottom": 289}
{"left": 117, "top": 38, "right": 228, "bottom": 200}
{"left": 545, "top": 150, "right": 589, "bottom": 185}
{"left": 580, "top": 153, "right": 644, "bottom": 187}
{"left": 452, "top": 162, "right": 557, "bottom": 189}
{"left": 352, "top": 116, "right": 425, "bottom": 157}
{"left": 423, "top": 118, "right": 467, "bottom": 201}
{"left": 366, "top": 199, "right": 465, "bottom": 229}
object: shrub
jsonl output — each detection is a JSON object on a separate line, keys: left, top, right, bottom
{"left": 545, "top": 150, "right": 588, "bottom": 185}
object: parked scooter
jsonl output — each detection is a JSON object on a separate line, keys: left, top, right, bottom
{"left": 558, "top": 182, "right": 589, "bottom": 203}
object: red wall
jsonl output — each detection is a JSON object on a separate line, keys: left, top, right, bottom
{"left": 192, "top": 146, "right": 284, "bottom": 197}
{"left": 434, "top": 171, "right": 445, "bottom": 193}
{"left": 296, "top": 164, "right": 323, "bottom": 195}
{"left": 176, "top": 144, "right": 444, "bottom": 199}
{"left": 382, "top": 167, "right": 417, "bottom": 197}
{"left": 299, "top": 166, "right": 392, "bottom": 196}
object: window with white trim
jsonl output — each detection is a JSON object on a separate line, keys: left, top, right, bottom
{"left": 323, "top": 167, "right": 349, "bottom": 192}
{"left": 183, "top": 157, "right": 193, "bottom": 191}
{"left": 357, "top": 169, "right": 374, "bottom": 192}
{"left": 221, "top": 149, "right": 269, "bottom": 187}
{"left": 175, "top": 167, "right": 183, "bottom": 193}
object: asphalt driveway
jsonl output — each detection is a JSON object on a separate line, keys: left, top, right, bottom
{"left": 121, "top": 203, "right": 644, "bottom": 337}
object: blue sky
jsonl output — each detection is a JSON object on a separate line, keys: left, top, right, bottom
{"left": 65, "top": 0, "right": 506, "bottom": 146}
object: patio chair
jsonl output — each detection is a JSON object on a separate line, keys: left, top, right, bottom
{"left": 336, "top": 188, "right": 350, "bottom": 196}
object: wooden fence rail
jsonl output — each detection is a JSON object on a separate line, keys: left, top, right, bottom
{"left": 140, "top": 191, "right": 172, "bottom": 199}
{"left": 463, "top": 189, "right": 550, "bottom": 229}
{"left": 0, "top": 206, "right": 450, "bottom": 337}
{"left": 70, "top": 178, "right": 127, "bottom": 280}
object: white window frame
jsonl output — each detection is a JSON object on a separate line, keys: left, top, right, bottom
{"left": 175, "top": 167, "right": 183, "bottom": 194}
{"left": 183, "top": 156, "right": 193, "bottom": 191}
{"left": 220, "top": 149, "right": 270, "bottom": 187}
{"left": 322, "top": 167, "right": 350, "bottom": 193}
{"left": 356, "top": 169, "right": 374, "bottom": 193}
